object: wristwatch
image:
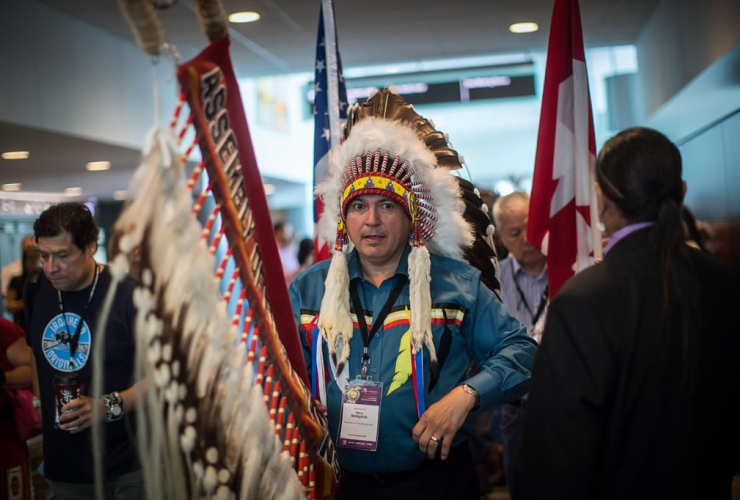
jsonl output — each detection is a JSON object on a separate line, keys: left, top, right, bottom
{"left": 103, "top": 391, "right": 124, "bottom": 422}
{"left": 460, "top": 384, "right": 480, "bottom": 411}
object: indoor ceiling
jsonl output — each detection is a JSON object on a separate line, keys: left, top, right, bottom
{"left": 39, "top": 0, "right": 658, "bottom": 77}
{"left": 0, "top": 121, "right": 300, "bottom": 203}
{"left": 2, "top": 0, "right": 659, "bottom": 201}
{"left": 0, "top": 121, "right": 144, "bottom": 201}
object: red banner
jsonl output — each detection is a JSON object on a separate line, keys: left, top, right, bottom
{"left": 178, "top": 37, "right": 339, "bottom": 497}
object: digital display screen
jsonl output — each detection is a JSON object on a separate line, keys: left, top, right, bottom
{"left": 305, "top": 72, "right": 535, "bottom": 119}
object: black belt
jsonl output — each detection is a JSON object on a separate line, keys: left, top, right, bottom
{"left": 341, "top": 442, "right": 468, "bottom": 483}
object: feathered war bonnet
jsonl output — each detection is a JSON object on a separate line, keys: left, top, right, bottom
{"left": 315, "top": 88, "right": 473, "bottom": 373}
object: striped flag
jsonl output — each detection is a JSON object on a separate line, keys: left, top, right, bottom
{"left": 313, "top": 0, "right": 348, "bottom": 263}
{"left": 527, "top": 0, "right": 602, "bottom": 297}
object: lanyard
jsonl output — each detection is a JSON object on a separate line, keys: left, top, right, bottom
{"left": 511, "top": 264, "right": 548, "bottom": 326}
{"left": 349, "top": 275, "right": 408, "bottom": 379}
{"left": 57, "top": 262, "right": 100, "bottom": 367}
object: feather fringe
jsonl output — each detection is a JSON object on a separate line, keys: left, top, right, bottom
{"left": 408, "top": 245, "right": 437, "bottom": 375}
{"left": 317, "top": 250, "right": 353, "bottom": 372}
{"left": 106, "top": 128, "right": 303, "bottom": 499}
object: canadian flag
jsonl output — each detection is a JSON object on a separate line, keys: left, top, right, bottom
{"left": 527, "top": 0, "right": 601, "bottom": 298}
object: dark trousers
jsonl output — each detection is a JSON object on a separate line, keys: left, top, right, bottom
{"left": 336, "top": 443, "right": 480, "bottom": 500}
{"left": 500, "top": 400, "right": 527, "bottom": 500}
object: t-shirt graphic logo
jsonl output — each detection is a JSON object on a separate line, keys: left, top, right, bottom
{"left": 42, "top": 313, "right": 92, "bottom": 371}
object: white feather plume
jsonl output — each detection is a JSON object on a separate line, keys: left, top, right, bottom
{"left": 317, "top": 251, "right": 353, "bottom": 370}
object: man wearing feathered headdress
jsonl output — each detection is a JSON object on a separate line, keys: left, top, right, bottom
{"left": 289, "top": 89, "right": 536, "bottom": 498}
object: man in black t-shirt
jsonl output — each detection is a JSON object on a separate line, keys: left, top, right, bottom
{"left": 25, "top": 203, "right": 142, "bottom": 498}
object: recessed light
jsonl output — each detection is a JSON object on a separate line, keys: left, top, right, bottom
{"left": 2, "top": 151, "right": 29, "bottom": 160}
{"left": 228, "top": 11, "right": 260, "bottom": 23}
{"left": 385, "top": 67, "right": 402, "bottom": 74}
{"left": 509, "top": 22, "right": 539, "bottom": 34}
{"left": 86, "top": 161, "right": 111, "bottom": 171}
{"left": 2, "top": 183, "right": 22, "bottom": 192}
{"left": 495, "top": 180, "right": 515, "bottom": 196}
{"left": 263, "top": 184, "right": 275, "bottom": 195}
{"left": 113, "top": 190, "right": 127, "bottom": 201}
{"left": 65, "top": 187, "right": 82, "bottom": 196}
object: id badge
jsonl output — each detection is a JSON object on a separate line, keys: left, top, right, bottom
{"left": 337, "top": 379, "right": 383, "bottom": 452}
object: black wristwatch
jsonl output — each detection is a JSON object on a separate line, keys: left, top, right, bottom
{"left": 103, "top": 391, "right": 124, "bottom": 422}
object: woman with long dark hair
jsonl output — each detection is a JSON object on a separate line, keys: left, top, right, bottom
{"left": 518, "top": 127, "right": 740, "bottom": 499}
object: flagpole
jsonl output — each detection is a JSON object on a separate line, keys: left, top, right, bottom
{"left": 591, "top": 180, "right": 603, "bottom": 260}
{"left": 321, "top": 0, "right": 341, "bottom": 147}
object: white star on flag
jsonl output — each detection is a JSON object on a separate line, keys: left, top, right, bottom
{"left": 316, "top": 59, "right": 325, "bottom": 72}
{"left": 322, "top": 128, "right": 331, "bottom": 141}
{"left": 314, "top": 81, "right": 322, "bottom": 94}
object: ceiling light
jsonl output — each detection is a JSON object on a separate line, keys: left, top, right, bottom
{"left": 495, "top": 180, "right": 515, "bottom": 196}
{"left": 86, "top": 161, "right": 111, "bottom": 171}
{"left": 113, "top": 190, "right": 127, "bottom": 201}
{"left": 65, "top": 187, "right": 82, "bottom": 196}
{"left": 228, "top": 11, "right": 260, "bottom": 23}
{"left": 2, "top": 183, "right": 22, "bottom": 192}
{"left": 2, "top": 151, "right": 29, "bottom": 160}
{"left": 509, "top": 22, "right": 539, "bottom": 34}
{"left": 263, "top": 184, "right": 276, "bottom": 196}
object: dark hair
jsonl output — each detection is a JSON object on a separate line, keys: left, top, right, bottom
{"left": 596, "top": 127, "right": 697, "bottom": 389}
{"left": 298, "top": 238, "right": 314, "bottom": 266}
{"left": 20, "top": 236, "right": 38, "bottom": 276}
{"left": 682, "top": 206, "right": 707, "bottom": 252}
{"left": 34, "top": 203, "right": 99, "bottom": 252}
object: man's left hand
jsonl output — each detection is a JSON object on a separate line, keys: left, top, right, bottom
{"left": 58, "top": 395, "right": 104, "bottom": 434}
{"left": 411, "top": 385, "right": 477, "bottom": 460}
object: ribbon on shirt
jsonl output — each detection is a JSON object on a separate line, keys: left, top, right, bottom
{"left": 407, "top": 307, "right": 426, "bottom": 418}
{"left": 309, "top": 314, "right": 349, "bottom": 405}
{"left": 411, "top": 343, "right": 426, "bottom": 418}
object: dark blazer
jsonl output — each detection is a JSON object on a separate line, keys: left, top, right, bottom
{"left": 518, "top": 227, "right": 740, "bottom": 500}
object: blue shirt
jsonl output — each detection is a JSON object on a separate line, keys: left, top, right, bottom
{"left": 289, "top": 245, "right": 536, "bottom": 474}
{"left": 498, "top": 257, "right": 548, "bottom": 331}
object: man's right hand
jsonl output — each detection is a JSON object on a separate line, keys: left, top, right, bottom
{"left": 411, "top": 385, "right": 477, "bottom": 460}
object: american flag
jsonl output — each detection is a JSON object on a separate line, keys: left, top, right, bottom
{"left": 313, "top": 0, "right": 348, "bottom": 263}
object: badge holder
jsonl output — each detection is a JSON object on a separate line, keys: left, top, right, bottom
{"left": 337, "top": 356, "right": 383, "bottom": 452}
